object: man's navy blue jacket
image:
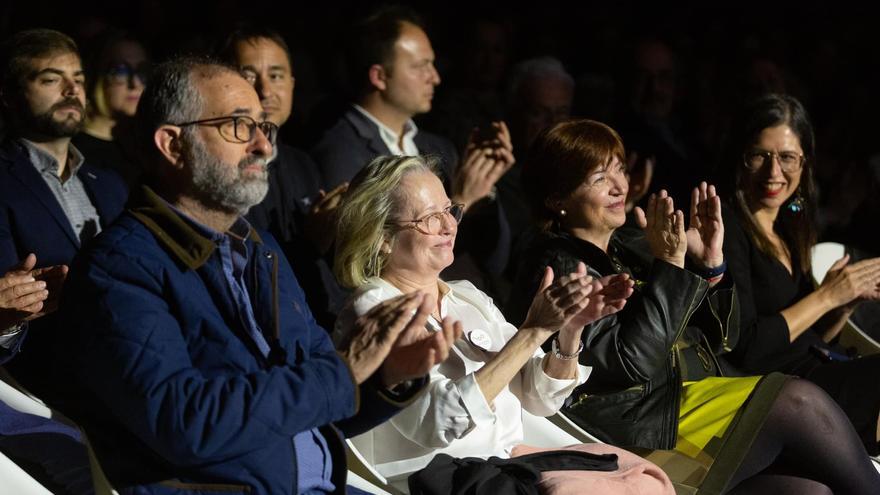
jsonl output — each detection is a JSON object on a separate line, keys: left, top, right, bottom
{"left": 49, "top": 186, "right": 422, "bottom": 495}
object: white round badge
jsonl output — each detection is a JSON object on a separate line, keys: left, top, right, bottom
{"left": 467, "top": 329, "right": 492, "bottom": 351}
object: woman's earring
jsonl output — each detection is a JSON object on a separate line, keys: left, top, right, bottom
{"left": 787, "top": 189, "right": 805, "bottom": 213}
{"left": 559, "top": 209, "right": 567, "bottom": 217}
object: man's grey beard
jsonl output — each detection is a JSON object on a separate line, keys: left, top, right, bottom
{"left": 184, "top": 134, "right": 269, "bottom": 216}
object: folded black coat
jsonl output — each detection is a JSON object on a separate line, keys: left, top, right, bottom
{"left": 408, "top": 450, "right": 619, "bottom": 495}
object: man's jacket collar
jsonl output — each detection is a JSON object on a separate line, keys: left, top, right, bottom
{"left": 128, "top": 184, "right": 263, "bottom": 270}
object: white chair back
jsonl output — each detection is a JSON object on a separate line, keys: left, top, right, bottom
{"left": 811, "top": 242, "right": 880, "bottom": 354}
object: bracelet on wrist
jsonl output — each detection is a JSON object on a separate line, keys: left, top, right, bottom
{"left": 551, "top": 336, "right": 584, "bottom": 360}
{"left": 696, "top": 260, "right": 727, "bottom": 280}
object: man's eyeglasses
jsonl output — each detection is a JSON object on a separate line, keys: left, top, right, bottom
{"left": 388, "top": 203, "right": 464, "bottom": 235}
{"left": 743, "top": 150, "right": 805, "bottom": 173}
{"left": 105, "top": 63, "right": 149, "bottom": 86}
{"left": 174, "top": 115, "right": 278, "bottom": 146}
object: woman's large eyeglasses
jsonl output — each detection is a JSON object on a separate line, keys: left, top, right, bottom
{"left": 388, "top": 203, "right": 465, "bottom": 235}
{"left": 174, "top": 115, "right": 278, "bottom": 146}
{"left": 743, "top": 150, "right": 805, "bottom": 173}
{"left": 105, "top": 63, "right": 150, "bottom": 86}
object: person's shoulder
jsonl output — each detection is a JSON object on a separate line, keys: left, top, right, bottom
{"left": 415, "top": 129, "right": 456, "bottom": 156}
{"left": 312, "top": 109, "right": 363, "bottom": 146}
{"left": 350, "top": 278, "right": 397, "bottom": 311}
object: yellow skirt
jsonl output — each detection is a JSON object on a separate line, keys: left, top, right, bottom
{"left": 675, "top": 376, "right": 762, "bottom": 459}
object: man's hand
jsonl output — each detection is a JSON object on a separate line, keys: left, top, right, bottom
{"left": 634, "top": 190, "right": 686, "bottom": 268}
{"left": 451, "top": 121, "right": 515, "bottom": 212}
{"left": 303, "top": 182, "right": 349, "bottom": 255}
{"left": 0, "top": 254, "right": 68, "bottom": 330}
{"left": 685, "top": 182, "right": 724, "bottom": 270}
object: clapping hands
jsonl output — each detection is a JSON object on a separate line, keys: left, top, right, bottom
{"left": 634, "top": 190, "right": 686, "bottom": 268}
{"left": 635, "top": 183, "right": 726, "bottom": 271}
{"left": 685, "top": 182, "right": 724, "bottom": 270}
{"left": 339, "top": 291, "right": 462, "bottom": 388}
{"left": 451, "top": 121, "right": 515, "bottom": 211}
{"left": 0, "top": 254, "right": 68, "bottom": 331}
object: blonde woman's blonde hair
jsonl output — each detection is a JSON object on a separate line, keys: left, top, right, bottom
{"left": 335, "top": 154, "right": 441, "bottom": 288}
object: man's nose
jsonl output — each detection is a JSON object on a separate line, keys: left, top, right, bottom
{"left": 62, "top": 77, "right": 81, "bottom": 96}
{"left": 249, "top": 127, "right": 273, "bottom": 156}
{"left": 255, "top": 74, "right": 274, "bottom": 99}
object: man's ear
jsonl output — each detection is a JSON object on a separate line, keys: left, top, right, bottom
{"left": 154, "top": 125, "right": 184, "bottom": 169}
{"left": 368, "top": 64, "right": 388, "bottom": 92}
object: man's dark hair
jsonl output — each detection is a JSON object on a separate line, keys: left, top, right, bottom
{"left": 346, "top": 5, "right": 425, "bottom": 97}
{"left": 0, "top": 29, "right": 79, "bottom": 112}
{"left": 216, "top": 26, "right": 293, "bottom": 69}
{"left": 135, "top": 55, "right": 237, "bottom": 163}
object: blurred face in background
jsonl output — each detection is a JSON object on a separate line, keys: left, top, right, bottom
{"left": 101, "top": 40, "right": 148, "bottom": 118}
{"left": 232, "top": 37, "right": 295, "bottom": 127}
{"left": 631, "top": 40, "right": 676, "bottom": 120}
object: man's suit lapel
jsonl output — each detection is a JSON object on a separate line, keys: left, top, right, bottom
{"left": 4, "top": 147, "right": 79, "bottom": 246}
{"left": 345, "top": 108, "right": 391, "bottom": 156}
{"left": 79, "top": 165, "right": 116, "bottom": 228}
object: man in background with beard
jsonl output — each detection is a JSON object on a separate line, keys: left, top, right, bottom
{"left": 0, "top": 29, "right": 127, "bottom": 394}
{"left": 0, "top": 28, "right": 127, "bottom": 494}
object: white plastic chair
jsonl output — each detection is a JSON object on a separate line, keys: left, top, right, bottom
{"left": 0, "top": 375, "right": 57, "bottom": 494}
{"left": 0, "top": 369, "right": 120, "bottom": 495}
{"left": 810, "top": 242, "right": 880, "bottom": 355}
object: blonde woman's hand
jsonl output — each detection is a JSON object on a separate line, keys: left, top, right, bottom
{"left": 522, "top": 262, "right": 595, "bottom": 338}
{"left": 634, "top": 190, "right": 686, "bottom": 268}
{"left": 381, "top": 311, "right": 463, "bottom": 388}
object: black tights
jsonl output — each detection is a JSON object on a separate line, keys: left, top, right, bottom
{"left": 727, "top": 378, "right": 880, "bottom": 494}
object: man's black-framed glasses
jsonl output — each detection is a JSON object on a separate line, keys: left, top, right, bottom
{"left": 388, "top": 203, "right": 465, "bottom": 235}
{"left": 175, "top": 115, "right": 278, "bottom": 146}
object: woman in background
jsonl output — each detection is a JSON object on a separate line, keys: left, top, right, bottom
{"left": 73, "top": 30, "right": 148, "bottom": 185}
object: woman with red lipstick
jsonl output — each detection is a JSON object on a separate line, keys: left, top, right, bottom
{"left": 510, "top": 118, "right": 880, "bottom": 493}
{"left": 332, "top": 155, "right": 677, "bottom": 493}
{"left": 721, "top": 93, "right": 880, "bottom": 455}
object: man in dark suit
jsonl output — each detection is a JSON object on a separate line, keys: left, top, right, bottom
{"left": 312, "top": 6, "right": 516, "bottom": 293}
{"left": 0, "top": 29, "right": 127, "bottom": 393}
{"left": 0, "top": 28, "right": 127, "bottom": 494}
{"left": 220, "top": 27, "right": 348, "bottom": 328}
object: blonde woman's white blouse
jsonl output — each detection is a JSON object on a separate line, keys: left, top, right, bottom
{"left": 334, "top": 277, "right": 590, "bottom": 480}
